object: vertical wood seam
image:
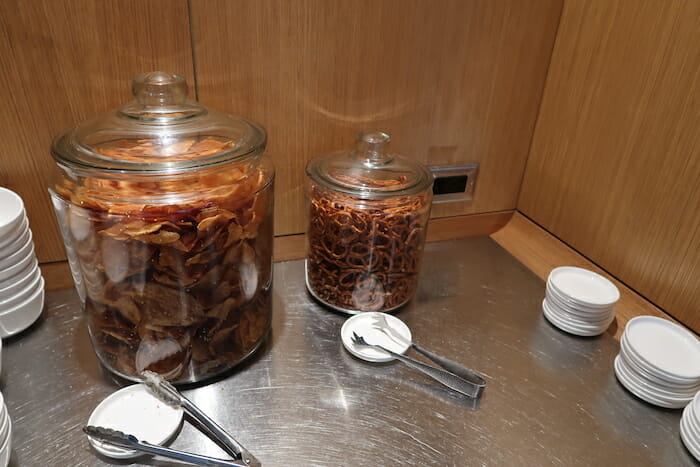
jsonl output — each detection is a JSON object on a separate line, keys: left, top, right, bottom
{"left": 514, "top": 0, "right": 566, "bottom": 210}
{"left": 187, "top": 0, "right": 199, "bottom": 101}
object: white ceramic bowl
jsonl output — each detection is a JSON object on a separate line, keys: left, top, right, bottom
{"left": 0, "top": 252, "right": 36, "bottom": 284}
{"left": 0, "top": 262, "right": 39, "bottom": 301}
{"left": 0, "top": 220, "right": 29, "bottom": 256}
{"left": 0, "top": 269, "right": 42, "bottom": 310}
{"left": 0, "top": 233, "right": 33, "bottom": 270}
{"left": 0, "top": 188, "right": 24, "bottom": 238}
{"left": 0, "top": 282, "right": 44, "bottom": 338}
{"left": 548, "top": 266, "right": 620, "bottom": 308}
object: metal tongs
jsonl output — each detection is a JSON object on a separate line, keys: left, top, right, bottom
{"left": 352, "top": 314, "right": 486, "bottom": 398}
{"left": 84, "top": 426, "right": 247, "bottom": 467}
{"left": 140, "top": 371, "right": 261, "bottom": 467}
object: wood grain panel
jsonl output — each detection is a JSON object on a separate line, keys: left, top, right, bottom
{"left": 0, "top": 0, "right": 194, "bottom": 262}
{"left": 518, "top": 0, "right": 700, "bottom": 331}
{"left": 190, "top": 0, "right": 562, "bottom": 235}
{"left": 491, "top": 213, "right": 676, "bottom": 340}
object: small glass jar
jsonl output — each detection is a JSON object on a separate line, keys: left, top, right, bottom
{"left": 49, "top": 72, "right": 274, "bottom": 384}
{"left": 305, "top": 131, "right": 433, "bottom": 313}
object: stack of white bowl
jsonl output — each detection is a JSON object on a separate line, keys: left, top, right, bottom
{"left": 542, "top": 266, "right": 619, "bottom": 336}
{"left": 681, "top": 391, "right": 700, "bottom": 461}
{"left": 614, "top": 316, "right": 700, "bottom": 409}
{"left": 0, "top": 391, "right": 11, "bottom": 467}
{"left": 0, "top": 187, "right": 44, "bottom": 338}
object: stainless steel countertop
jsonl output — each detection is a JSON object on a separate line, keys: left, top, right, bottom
{"left": 2, "top": 237, "right": 695, "bottom": 466}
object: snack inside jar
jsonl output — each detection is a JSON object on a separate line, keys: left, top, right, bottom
{"left": 305, "top": 131, "right": 433, "bottom": 314}
{"left": 49, "top": 72, "right": 274, "bottom": 383}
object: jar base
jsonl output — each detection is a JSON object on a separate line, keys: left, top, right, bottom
{"left": 304, "top": 261, "right": 411, "bottom": 315}
{"left": 90, "top": 325, "right": 271, "bottom": 387}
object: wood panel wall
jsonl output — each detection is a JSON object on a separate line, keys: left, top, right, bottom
{"left": 191, "top": 0, "right": 562, "bottom": 235}
{"left": 0, "top": 0, "right": 194, "bottom": 262}
{"left": 0, "top": 0, "right": 561, "bottom": 264}
{"left": 518, "top": 0, "right": 700, "bottom": 330}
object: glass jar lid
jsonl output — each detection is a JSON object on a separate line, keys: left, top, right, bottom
{"left": 306, "top": 132, "right": 432, "bottom": 198}
{"left": 51, "top": 71, "right": 266, "bottom": 174}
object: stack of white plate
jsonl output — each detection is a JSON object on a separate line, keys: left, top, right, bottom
{"left": 614, "top": 316, "right": 700, "bottom": 409}
{"left": 0, "top": 391, "right": 11, "bottom": 467}
{"left": 681, "top": 391, "right": 700, "bottom": 461}
{"left": 542, "top": 266, "right": 619, "bottom": 336}
{"left": 0, "top": 187, "right": 44, "bottom": 338}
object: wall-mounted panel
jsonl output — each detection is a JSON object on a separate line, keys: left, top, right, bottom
{"left": 518, "top": 0, "right": 700, "bottom": 330}
{"left": 0, "top": 0, "right": 194, "bottom": 262}
{"left": 191, "top": 0, "right": 562, "bottom": 235}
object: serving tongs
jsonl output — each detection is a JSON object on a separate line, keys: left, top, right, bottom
{"left": 371, "top": 313, "right": 486, "bottom": 398}
{"left": 84, "top": 426, "right": 247, "bottom": 467}
{"left": 141, "top": 371, "right": 261, "bottom": 467}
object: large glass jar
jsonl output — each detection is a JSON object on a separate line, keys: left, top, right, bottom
{"left": 305, "top": 132, "right": 433, "bottom": 313}
{"left": 49, "top": 72, "right": 274, "bottom": 384}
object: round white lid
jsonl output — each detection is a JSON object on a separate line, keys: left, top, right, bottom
{"left": 625, "top": 316, "right": 700, "bottom": 380}
{"left": 549, "top": 267, "right": 620, "bottom": 306}
{"left": 341, "top": 312, "right": 412, "bottom": 362}
{"left": 87, "top": 383, "right": 183, "bottom": 459}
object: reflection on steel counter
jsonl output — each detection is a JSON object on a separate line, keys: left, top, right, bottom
{"left": 2, "top": 237, "right": 695, "bottom": 466}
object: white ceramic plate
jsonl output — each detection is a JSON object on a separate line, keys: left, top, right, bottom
{"left": 545, "top": 284, "right": 615, "bottom": 318}
{"left": 692, "top": 391, "right": 700, "bottom": 421}
{"left": 617, "top": 351, "right": 697, "bottom": 399}
{"left": 548, "top": 267, "right": 620, "bottom": 307}
{"left": 544, "top": 299, "right": 613, "bottom": 330}
{"left": 0, "top": 416, "right": 10, "bottom": 467}
{"left": 614, "top": 355, "right": 691, "bottom": 409}
{"left": 681, "top": 407, "right": 700, "bottom": 461}
{"left": 0, "top": 397, "right": 6, "bottom": 438}
{"left": 87, "top": 384, "right": 184, "bottom": 459}
{"left": 685, "top": 403, "right": 700, "bottom": 438}
{"left": 0, "top": 410, "right": 9, "bottom": 448}
{"left": 545, "top": 296, "right": 614, "bottom": 326}
{"left": 624, "top": 316, "right": 700, "bottom": 381}
{"left": 341, "top": 312, "right": 411, "bottom": 363}
{"left": 542, "top": 300, "right": 609, "bottom": 336}
{"left": 620, "top": 336, "right": 700, "bottom": 392}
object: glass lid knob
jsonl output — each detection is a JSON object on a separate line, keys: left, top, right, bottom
{"left": 132, "top": 71, "right": 188, "bottom": 106}
{"left": 356, "top": 131, "right": 393, "bottom": 165}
